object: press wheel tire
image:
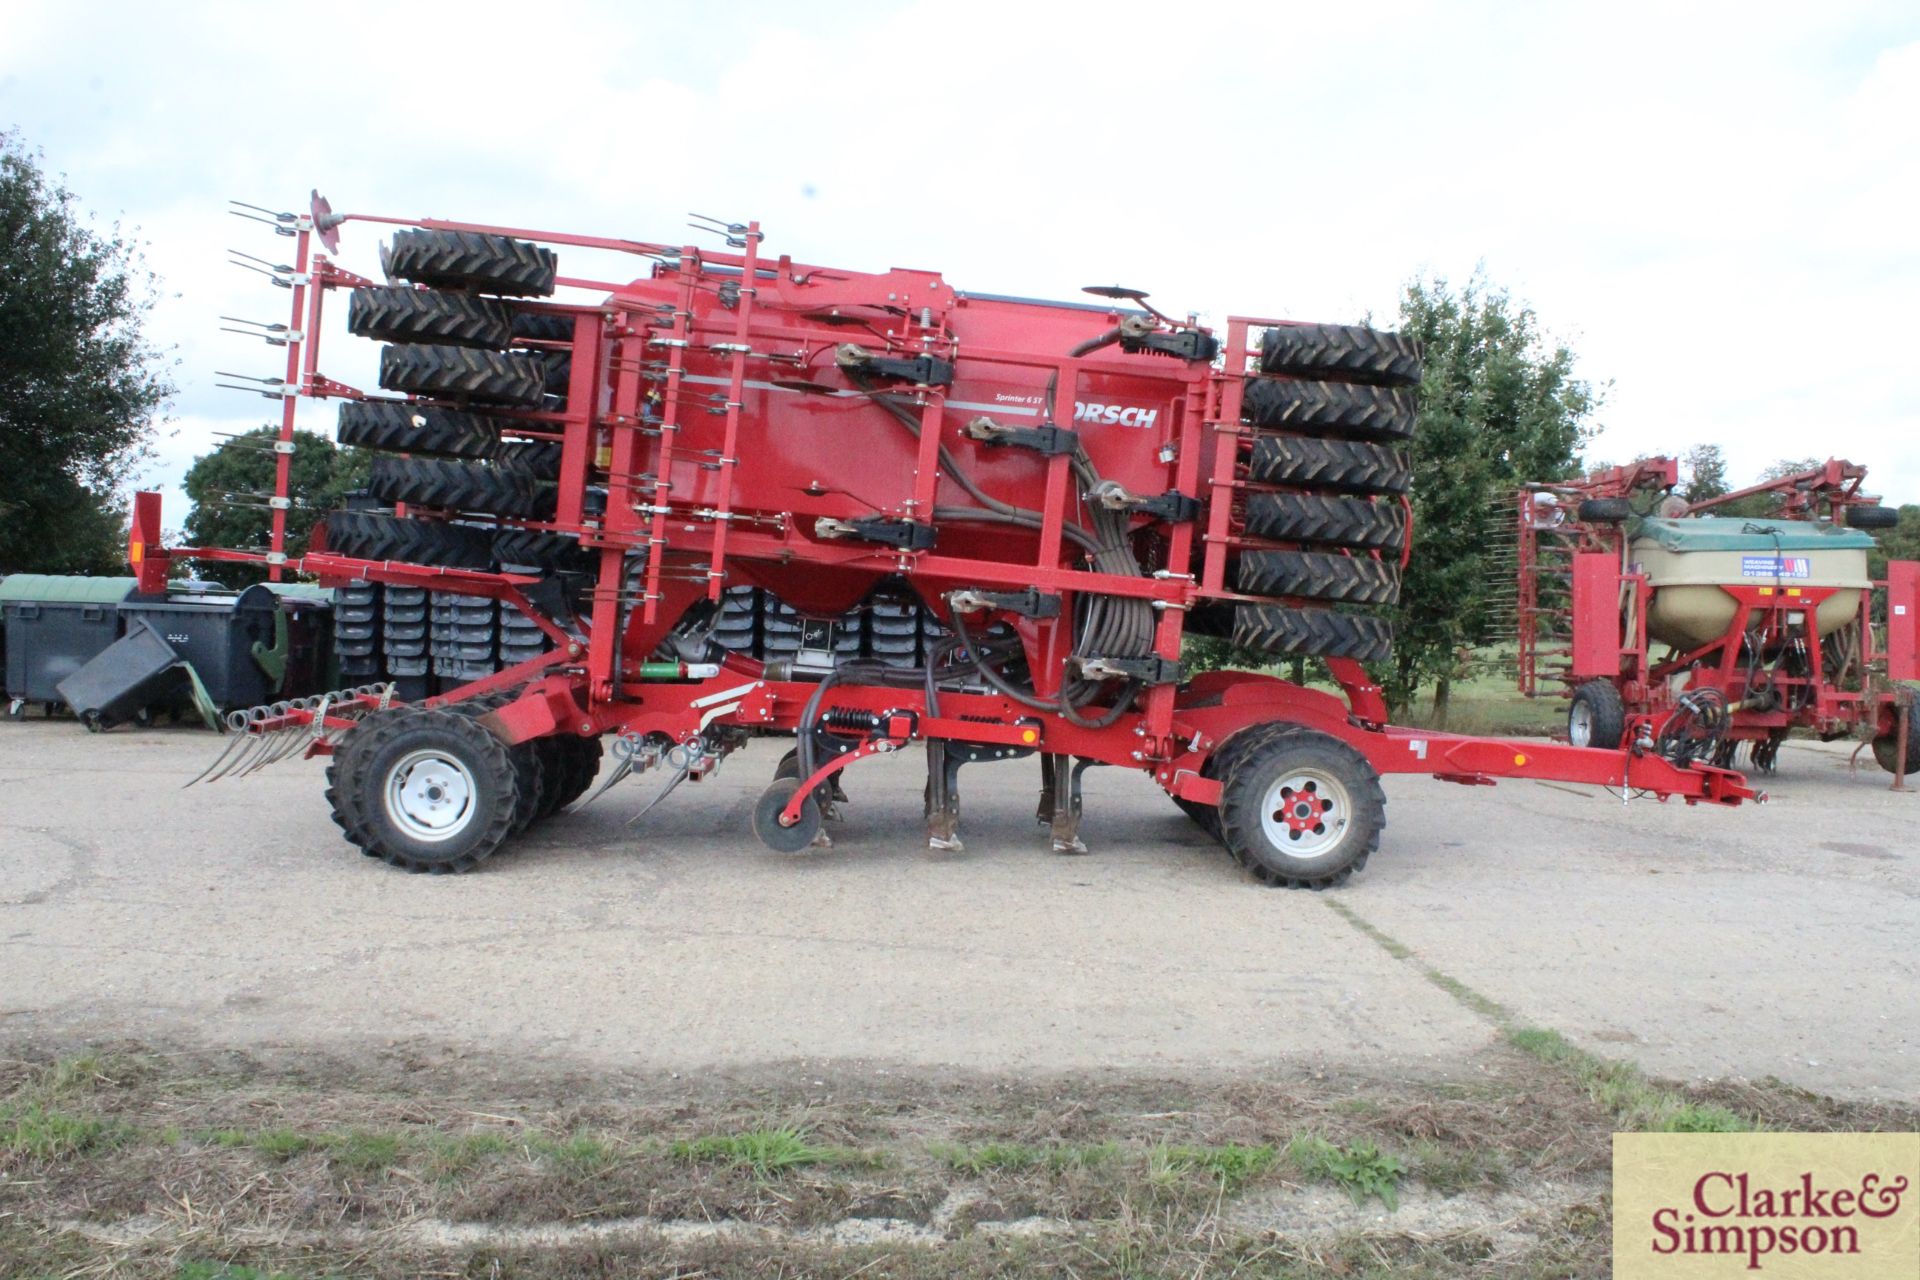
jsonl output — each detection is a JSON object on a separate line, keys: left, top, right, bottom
{"left": 334, "top": 709, "right": 519, "bottom": 873}
{"left": 379, "top": 344, "right": 546, "bottom": 408}
{"left": 545, "top": 736, "right": 603, "bottom": 814}
{"left": 753, "top": 777, "right": 823, "bottom": 853}
{"left": 1871, "top": 706, "right": 1920, "bottom": 774}
{"left": 1241, "top": 379, "right": 1417, "bottom": 443}
{"left": 1568, "top": 680, "right": 1626, "bottom": 750}
{"left": 336, "top": 400, "right": 502, "bottom": 460}
{"left": 1233, "top": 605, "right": 1392, "bottom": 662}
{"left": 347, "top": 286, "right": 513, "bottom": 349}
{"left": 323, "top": 511, "right": 496, "bottom": 570}
{"left": 381, "top": 228, "right": 557, "bottom": 297}
{"left": 1258, "top": 323, "right": 1422, "bottom": 388}
{"left": 494, "top": 526, "right": 592, "bottom": 573}
{"left": 368, "top": 456, "right": 556, "bottom": 520}
{"left": 1237, "top": 551, "right": 1400, "bottom": 606}
{"left": 1218, "top": 729, "right": 1385, "bottom": 888}
{"left": 1244, "top": 493, "right": 1405, "bottom": 553}
{"left": 1246, "top": 435, "right": 1410, "bottom": 495}
{"left": 1846, "top": 505, "right": 1900, "bottom": 530}
{"left": 511, "top": 310, "right": 577, "bottom": 344}
{"left": 1578, "top": 497, "right": 1635, "bottom": 523}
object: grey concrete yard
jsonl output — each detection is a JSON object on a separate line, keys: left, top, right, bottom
{"left": 0, "top": 722, "right": 1913, "bottom": 1099}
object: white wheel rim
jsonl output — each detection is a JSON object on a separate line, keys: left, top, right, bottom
{"left": 1258, "top": 768, "right": 1351, "bottom": 859}
{"left": 385, "top": 749, "right": 477, "bottom": 843}
{"left": 1569, "top": 701, "right": 1594, "bottom": 747}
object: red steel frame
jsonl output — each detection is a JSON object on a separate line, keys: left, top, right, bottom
{"left": 1514, "top": 458, "right": 1918, "bottom": 755}
{"left": 128, "top": 200, "right": 1763, "bottom": 820}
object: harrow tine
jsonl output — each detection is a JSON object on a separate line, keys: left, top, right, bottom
{"left": 626, "top": 764, "right": 691, "bottom": 826}
{"left": 580, "top": 757, "right": 633, "bottom": 807}
{"left": 183, "top": 713, "right": 253, "bottom": 789}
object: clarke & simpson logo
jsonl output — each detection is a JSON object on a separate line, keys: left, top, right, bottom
{"left": 1614, "top": 1133, "right": 1918, "bottom": 1278}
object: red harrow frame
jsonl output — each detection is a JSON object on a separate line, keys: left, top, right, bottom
{"left": 134, "top": 196, "right": 1760, "bottom": 884}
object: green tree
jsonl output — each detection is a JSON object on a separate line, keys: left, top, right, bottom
{"left": 1387, "top": 274, "right": 1600, "bottom": 719}
{"left": 182, "top": 428, "right": 370, "bottom": 586}
{"left": 1682, "top": 444, "right": 1730, "bottom": 504}
{"left": 1715, "top": 457, "right": 1823, "bottom": 518}
{"left": 0, "top": 131, "right": 173, "bottom": 574}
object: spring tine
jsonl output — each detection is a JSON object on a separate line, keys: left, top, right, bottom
{"left": 580, "top": 757, "right": 634, "bottom": 807}
{"left": 184, "top": 730, "right": 251, "bottom": 788}
{"left": 223, "top": 729, "right": 276, "bottom": 779}
{"left": 205, "top": 730, "right": 265, "bottom": 784}
{"left": 626, "top": 765, "right": 690, "bottom": 826}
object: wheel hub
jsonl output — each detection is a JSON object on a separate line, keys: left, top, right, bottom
{"left": 1259, "top": 769, "right": 1350, "bottom": 858}
{"left": 1569, "top": 701, "right": 1593, "bottom": 747}
{"left": 386, "top": 749, "right": 477, "bottom": 843}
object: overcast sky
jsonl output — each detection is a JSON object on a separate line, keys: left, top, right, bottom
{"left": 4, "top": 0, "right": 1916, "bottom": 523}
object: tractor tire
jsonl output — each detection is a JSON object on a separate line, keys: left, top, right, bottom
{"left": 1218, "top": 728, "right": 1385, "bottom": 888}
{"left": 379, "top": 344, "right": 547, "bottom": 408}
{"left": 336, "top": 400, "right": 501, "bottom": 460}
{"left": 494, "top": 526, "right": 592, "bottom": 573}
{"left": 1846, "top": 505, "right": 1900, "bottom": 530}
{"left": 1568, "top": 679, "right": 1626, "bottom": 750}
{"left": 1240, "top": 378, "right": 1417, "bottom": 443}
{"left": 1237, "top": 551, "right": 1400, "bottom": 606}
{"left": 368, "top": 456, "right": 557, "bottom": 520}
{"left": 346, "top": 286, "right": 513, "bottom": 349}
{"left": 1175, "top": 721, "right": 1309, "bottom": 848}
{"left": 381, "top": 228, "right": 557, "bottom": 297}
{"left": 1246, "top": 435, "right": 1410, "bottom": 495}
{"left": 1258, "top": 323, "right": 1421, "bottom": 388}
{"left": 328, "top": 708, "right": 520, "bottom": 873}
{"left": 440, "top": 695, "right": 543, "bottom": 834}
{"left": 537, "top": 736, "right": 602, "bottom": 815}
{"left": 323, "top": 510, "right": 496, "bottom": 570}
{"left": 1233, "top": 605, "right": 1392, "bottom": 662}
{"left": 496, "top": 440, "right": 563, "bottom": 481}
{"left": 1244, "top": 493, "right": 1406, "bottom": 553}
{"left": 511, "top": 310, "right": 577, "bottom": 344}
{"left": 541, "top": 353, "right": 573, "bottom": 395}
{"left": 1871, "top": 705, "right": 1920, "bottom": 774}
{"left": 1579, "top": 497, "right": 1635, "bottom": 523}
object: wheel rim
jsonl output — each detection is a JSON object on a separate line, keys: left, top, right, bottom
{"left": 385, "top": 749, "right": 478, "bottom": 843}
{"left": 1258, "top": 768, "right": 1351, "bottom": 859}
{"left": 1569, "top": 701, "right": 1594, "bottom": 747}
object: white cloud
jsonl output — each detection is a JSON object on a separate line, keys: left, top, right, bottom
{"left": 3, "top": 0, "right": 1915, "bottom": 520}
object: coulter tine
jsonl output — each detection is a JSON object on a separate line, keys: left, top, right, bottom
{"left": 579, "top": 757, "right": 634, "bottom": 807}
{"left": 626, "top": 765, "right": 690, "bottom": 826}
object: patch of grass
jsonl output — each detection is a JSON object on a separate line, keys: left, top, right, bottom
{"left": 1150, "top": 1142, "right": 1276, "bottom": 1191}
{"left": 323, "top": 1129, "right": 402, "bottom": 1172}
{"left": 201, "top": 1127, "right": 317, "bottom": 1160}
{"left": 1506, "top": 1026, "right": 1755, "bottom": 1133}
{"left": 529, "top": 1132, "right": 616, "bottom": 1169}
{"left": 427, "top": 1129, "right": 520, "bottom": 1178}
{"left": 2, "top": 1103, "right": 115, "bottom": 1157}
{"left": 931, "top": 1140, "right": 1117, "bottom": 1175}
{"left": 176, "top": 1262, "right": 309, "bottom": 1280}
{"left": 1289, "top": 1135, "right": 1405, "bottom": 1209}
{"left": 672, "top": 1126, "right": 850, "bottom": 1177}
{"left": 1410, "top": 1139, "right": 1507, "bottom": 1194}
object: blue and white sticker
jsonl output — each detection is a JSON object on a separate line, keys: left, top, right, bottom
{"left": 1741, "top": 555, "right": 1811, "bottom": 578}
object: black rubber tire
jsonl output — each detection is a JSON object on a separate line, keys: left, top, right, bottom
{"left": 1579, "top": 497, "right": 1635, "bottom": 523}
{"left": 1241, "top": 378, "right": 1417, "bottom": 443}
{"left": 336, "top": 400, "right": 502, "bottom": 460}
{"left": 369, "top": 456, "right": 557, "bottom": 520}
{"left": 511, "top": 310, "right": 577, "bottom": 344}
{"left": 328, "top": 708, "right": 519, "bottom": 873}
{"left": 1846, "top": 505, "right": 1900, "bottom": 530}
{"left": 381, "top": 229, "right": 557, "bottom": 297}
{"left": 1247, "top": 435, "right": 1410, "bottom": 495}
{"left": 494, "top": 526, "right": 592, "bottom": 573}
{"left": 1871, "top": 701, "right": 1919, "bottom": 774}
{"left": 1219, "top": 728, "right": 1384, "bottom": 888}
{"left": 440, "top": 696, "right": 543, "bottom": 834}
{"left": 495, "top": 441, "right": 563, "bottom": 481}
{"left": 1244, "top": 493, "right": 1406, "bottom": 553}
{"left": 1175, "top": 721, "right": 1307, "bottom": 848}
{"left": 347, "top": 287, "right": 513, "bottom": 349}
{"left": 323, "top": 510, "right": 496, "bottom": 570}
{"left": 540, "top": 736, "right": 602, "bottom": 814}
{"left": 753, "top": 777, "right": 823, "bottom": 852}
{"left": 1568, "top": 679, "right": 1626, "bottom": 750}
{"left": 1258, "top": 323, "right": 1422, "bottom": 388}
{"left": 541, "top": 353, "right": 573, "bottom": 395}
{"left": 1237, "top": 551, "right": 1400, "bottom": 606}
{"left": 379, "top": 344, "right": 546, "bottom": 408}
{"left": 1233, "top": 605, "right": 1392, "bottom": 662}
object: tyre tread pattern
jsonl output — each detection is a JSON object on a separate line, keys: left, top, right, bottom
{"left": 1233, "top": 605, "right": 1393, "bottom": 662}
{"left": 1237, "top": 551, "right": 1401, "bottom": 605}
{"left": 336, "top": 400, "right": 501, "bottom": 460}
{"left": 1244, "top": 493, "right": 1406, "bottom": 552}
{"left": 379, "top": 344, "right": 546, "bottom": 407}
{"left": 1241, "top": 378, "right": 1417, "bottom": 442}
{"left": 1258, "top": 323, "right": 1422, "bottom": 387}
{"left": 326, "top": 708, "right": 518, "bottom": 873}
{"left": 1218, "top": 730, "right": 1385, "bottom": 888}
{"left": 368, "top": 456, "right": 556, "bottom": 520}
{"left": 347, "top": 287, "right": 513, "bottom": 349}
{"left": 323, "top": 511, "right": 496, "bottom": 570}
{"left": 381, "top": 229, "right": 557, "bottom": 297}
{"left": 1247, "top": 436, "right": 1409, "bottom": 494}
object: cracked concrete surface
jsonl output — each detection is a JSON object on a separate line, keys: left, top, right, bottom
{"left": 0, "top": 723, "right": 1913, "bottom": 1098}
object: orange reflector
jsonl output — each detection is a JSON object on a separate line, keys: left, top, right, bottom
{"left": 129, "top": 542, "right": 144, "bottom": 564}
{"left": 1787, "top": 588, "right": 1802, "bottom": 597}
{"left": 1514, "top": 753, "right": 1527, "bottom": 766}
{"left": 1759, "top": 587, "right": 1774, "bottom": 595}
{"left": 1021, "top": 729, "right": 1037, "bottom": 743}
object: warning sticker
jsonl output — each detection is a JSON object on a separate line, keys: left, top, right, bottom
{"left": 1741, "top": 555, "right": 1811, "bottom": 578}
